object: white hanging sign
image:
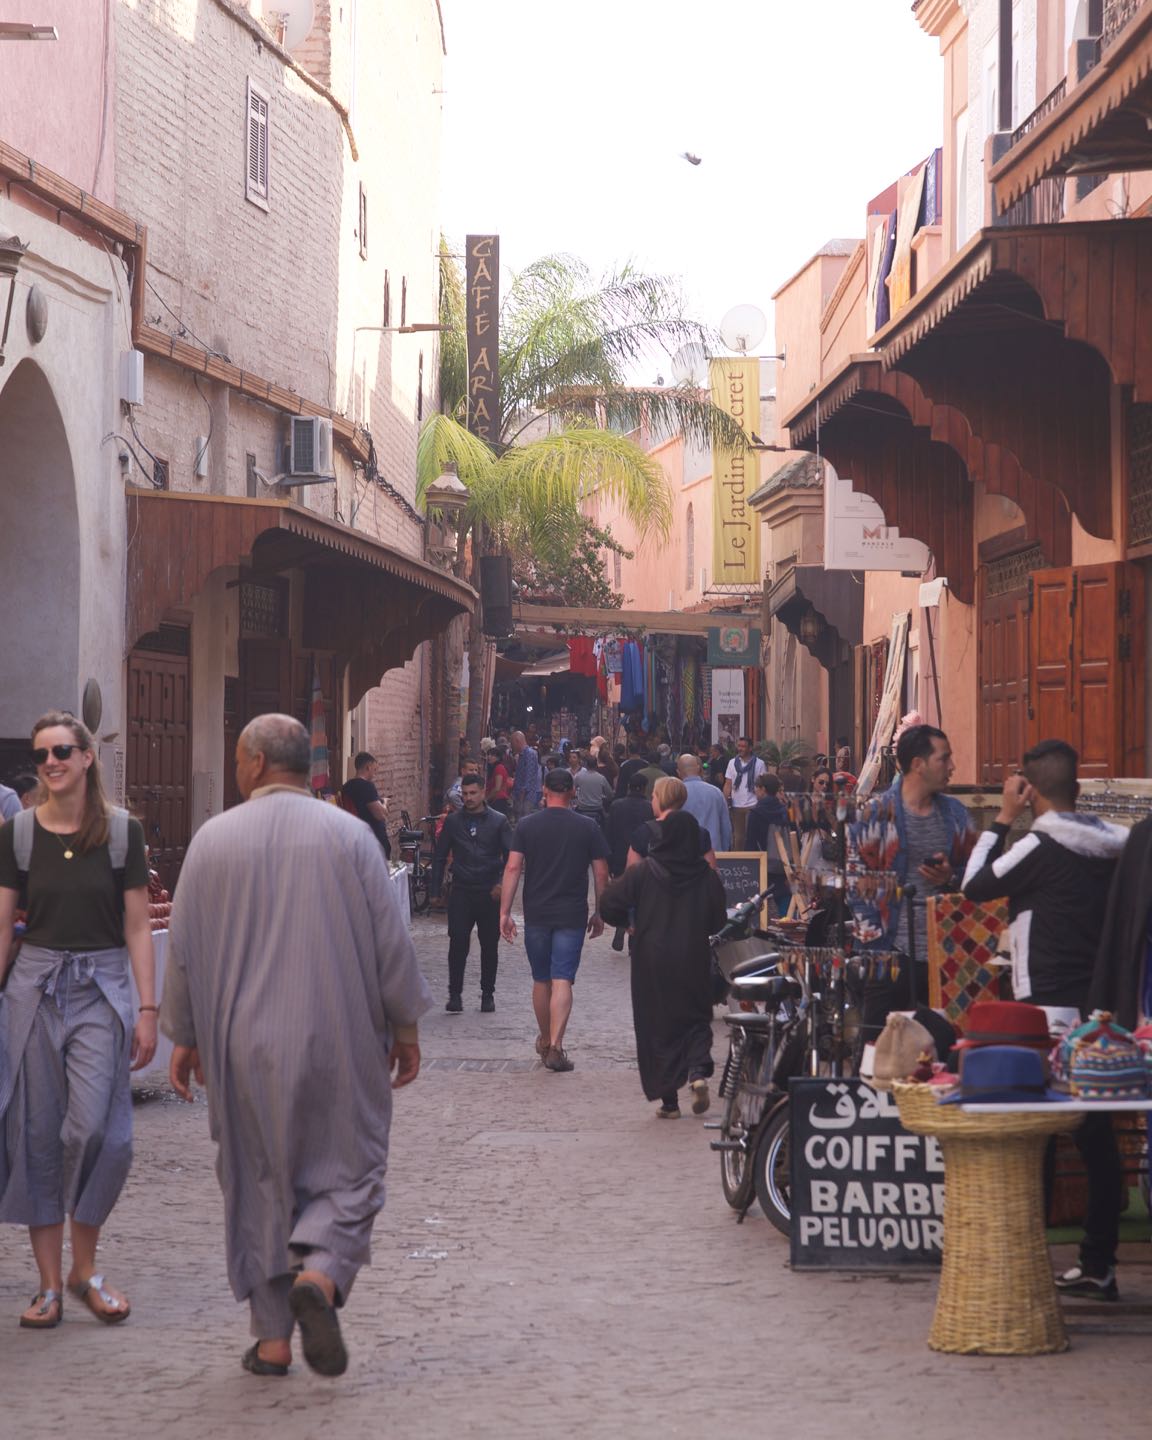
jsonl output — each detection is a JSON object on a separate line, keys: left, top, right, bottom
{"left": 824, "top": 473, "right": 931, "bottom": 573}
{"left": 711, "top": 668, "right": 745, "bottom": 747}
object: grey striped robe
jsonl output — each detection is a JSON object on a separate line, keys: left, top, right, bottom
{"left": 161, "top": 786, "right": 432, "bottom": 1304}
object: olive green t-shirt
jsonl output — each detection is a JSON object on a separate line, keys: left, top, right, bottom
{"left": 0, "top": 814, "right": 149, "bottom": 951}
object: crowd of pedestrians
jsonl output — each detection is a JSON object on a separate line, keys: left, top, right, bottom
{"left": 5, "top": 706, "right": 1147, "bottom": 1380}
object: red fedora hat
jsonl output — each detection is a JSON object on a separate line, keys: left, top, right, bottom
{"left": 954, "top": 1000, "right": 1052, "bottom": 1052}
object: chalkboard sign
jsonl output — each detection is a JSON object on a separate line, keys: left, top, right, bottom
{"left": 715, "top": 851, "right": 768, "bottom": 922}
{"left": 789, "top": 1077, "right": 944, "bottom": 1270}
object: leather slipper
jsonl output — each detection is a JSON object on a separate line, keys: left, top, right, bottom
{"left": 242, "top": 1342, "right": 289, "bottom": 1377}
{"left": 288, "top": 1281, "right": 348, "bottom": 1377}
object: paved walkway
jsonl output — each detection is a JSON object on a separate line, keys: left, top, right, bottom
{"left": 1, "top": 915, "right": 1149, "bottom": 1438}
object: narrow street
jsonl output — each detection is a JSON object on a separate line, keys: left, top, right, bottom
{"left": 2, "top": 917, "right": 1148, "bottom": 1439}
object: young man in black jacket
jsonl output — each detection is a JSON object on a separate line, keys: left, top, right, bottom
{"left": 431, "top": 773, "right": 512, "bottom": 1014}
{"left": 962, "top": 739, "right": 1129, "bottom": 1299}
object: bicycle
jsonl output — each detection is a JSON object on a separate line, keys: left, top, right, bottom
{"left": 706, "top": 891, "right": 805, "bottom": 1212}
{"left": 397, "top": 811, "right": 449, "bottom": 915}
{"left": 748, "top": 949, "right": 877, "bottom": 1234}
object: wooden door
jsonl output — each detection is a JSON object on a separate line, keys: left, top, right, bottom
{"left": 127, "top": 638, "right": 191, "bottom": 893}
{"left": 1074, "top": 565, "right": 1119, "bottom": 778}
{"left": 1028, "top": 567, "right": 1074, "bottom": 750}
{"left": 241, "top": 637, "right": 292, "bottom": 722}
{"left": 1026, "top": 562, "right": 1145, "bottom": 777}
{"left": 978, "top": 582, "right": 1028, "bottom": 786}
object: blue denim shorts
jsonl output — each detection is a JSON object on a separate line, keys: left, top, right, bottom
{"left": 523, "top": 925, "right": 585, "bottom": 983}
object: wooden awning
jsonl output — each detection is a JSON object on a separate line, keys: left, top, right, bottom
{"left": 126, "top": 490, "right": 475, "bottom": 702}
{"left": 990, "top": 7, "right": 1152, "bottom": 211}
{"left": 783, "top": 222, "right": 1152, "bottom": 562}
{"left": 786, "top": 357, "right": 1073, "bottom": 580}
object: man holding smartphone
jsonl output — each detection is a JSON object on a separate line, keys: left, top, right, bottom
{"left": 851, "top": 724, "right": 977, "bottom": 1040}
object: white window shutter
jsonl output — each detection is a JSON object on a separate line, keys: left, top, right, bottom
{"left": 246, "top": 79, "right": 270, "bottom": 209}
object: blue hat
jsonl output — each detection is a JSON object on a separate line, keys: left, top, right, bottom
{"left": 939, "top": 1045, "right": 1066, "bottom": 1106}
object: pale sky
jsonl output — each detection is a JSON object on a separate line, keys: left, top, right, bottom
{"left": 439, "top": 1, "right": 943, "bottom": 356}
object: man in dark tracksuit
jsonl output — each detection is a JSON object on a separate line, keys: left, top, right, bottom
{"left": 431, "top": 772, "right": 512, "bottom": 1015}
{"left": 962, "top": 739, "right": 1129, "bottom": 1299}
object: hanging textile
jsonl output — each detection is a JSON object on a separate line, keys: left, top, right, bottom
{"left": 621, "top": 640, "right": 643, "bottom": 711}
{"left": 595, "top": 639, "right": 609, "bottom": 702}
{"left": 567, "top": 636, "right": 597, "bottom": 676}
{"left": 683, "top": 654, "right": 697, "bottom": 727}
{"left": 309, "top": 657, "right": 330, "bottom": 793}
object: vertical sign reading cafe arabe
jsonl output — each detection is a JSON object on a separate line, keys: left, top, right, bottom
{"left": 466, "top": 235, "right": 500, "bottom": 441}
{"left": 709, "top": 357, "right": 760, "bottom": 587}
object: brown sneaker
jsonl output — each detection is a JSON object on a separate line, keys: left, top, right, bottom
{"left": 544, "top": 1046, "right": 574, "bottom": 1072}
{"left": 690, "top": 1079, "right": 710, "bottom": 1115}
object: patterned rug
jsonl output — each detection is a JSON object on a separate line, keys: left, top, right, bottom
{"left": 925, "top": 893, "right": 1010, "bottom": 1029}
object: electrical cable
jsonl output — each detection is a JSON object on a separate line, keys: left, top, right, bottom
{"left": 124, "top": 412, "right": 168, "bottom": 487}
{"left": 103, "top": 431, "right": 158, "bottom": 487}
{"left": 145, "top": 275, "right": 232, "bottom": 361}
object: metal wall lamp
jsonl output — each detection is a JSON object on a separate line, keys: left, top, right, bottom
{"left": 0, "top": 22, "right": 58, "bottom": 39}
{"left": 0, "top": 235, "right": 29, "bottom": 367}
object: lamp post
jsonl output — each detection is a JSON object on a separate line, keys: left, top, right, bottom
{"left": 0, "top": 235, "right": 29, "bottom": 368}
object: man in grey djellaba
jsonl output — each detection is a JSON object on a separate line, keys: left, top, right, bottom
{"left": 162, "top": 714, "right": 432, "bottom": 1380}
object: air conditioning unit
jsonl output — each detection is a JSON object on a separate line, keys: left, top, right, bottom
{"left": 288, "top": 416, "right": 333, "bottom": 478}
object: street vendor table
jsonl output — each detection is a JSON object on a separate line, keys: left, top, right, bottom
{"left": 893, "top": 1082, "right": 1083, "bottom": 1355}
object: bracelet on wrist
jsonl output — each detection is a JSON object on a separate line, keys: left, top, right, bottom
{"left": 138, "top": 1004, "right": 159, "bottom": 1013}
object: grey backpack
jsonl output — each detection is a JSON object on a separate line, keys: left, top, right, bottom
{"left": 13, "top": 805, "right": 131, "bottom": 875}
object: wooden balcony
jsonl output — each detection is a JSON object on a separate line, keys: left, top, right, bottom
{"left": 989, "top": 0, "right": 1152, "bottom": 215}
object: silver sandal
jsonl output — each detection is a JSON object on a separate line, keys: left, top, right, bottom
{"left": 67, "top": 1273, "right": 130, "bottom": 1324}
{"left": 19, "top": 1289, "right": 63, "bottom": 1330}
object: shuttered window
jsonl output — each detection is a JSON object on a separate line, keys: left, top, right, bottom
{"left": 246, "top": 79, "right": 270, "bottom": 210}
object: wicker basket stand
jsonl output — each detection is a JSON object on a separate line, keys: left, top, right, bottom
{"left": 892, "top": 1082, "right": 1083, "bottom": 1356}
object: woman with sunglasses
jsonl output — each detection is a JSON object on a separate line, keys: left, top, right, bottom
{"left": 0, "top": 711, "right": 156, "bottom": 1330}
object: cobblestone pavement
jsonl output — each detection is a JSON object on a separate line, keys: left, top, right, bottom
{"left": 2, "top": 914, "right": 1149, "bottom": 1439}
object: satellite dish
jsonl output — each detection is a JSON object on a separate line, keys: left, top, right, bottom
{"left": 280, "top": 0, "right": 316, "bottom": 52}
{"left": 670, "top": 341, "right": 708, "bottom": 385}
{"left": 719, "top": 304, "right": 767, "bottom": 355}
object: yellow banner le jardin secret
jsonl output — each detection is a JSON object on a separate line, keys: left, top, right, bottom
{"left": 710, "top": 357, "right": 760, "bottom": 586}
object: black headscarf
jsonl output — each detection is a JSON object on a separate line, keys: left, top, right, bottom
{"left": 648, "top": 809, "right": 709, "bottom": 884}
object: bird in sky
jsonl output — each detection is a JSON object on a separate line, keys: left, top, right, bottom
{"left": 680, "top": 151, "right": 702, "bottom": 166}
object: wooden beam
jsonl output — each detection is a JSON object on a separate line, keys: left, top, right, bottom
{"left": 513, "top": 604, "right": 755, "bottom": 636}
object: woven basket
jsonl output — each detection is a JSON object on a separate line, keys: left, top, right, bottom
{"left": 893, "top": 1082, "right": 1082, "bottom": 1356}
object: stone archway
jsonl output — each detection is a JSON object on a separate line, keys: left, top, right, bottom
{"left": 0, "top": 359, "right": 81, "bottom": 771}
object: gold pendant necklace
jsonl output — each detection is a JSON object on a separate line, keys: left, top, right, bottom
{"left": 52, "top": 830, "right": 76, "bottom": 861}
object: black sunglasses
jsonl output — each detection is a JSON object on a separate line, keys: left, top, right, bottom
{"left": 31, "top": 744, "right": 85, "bottom": 765}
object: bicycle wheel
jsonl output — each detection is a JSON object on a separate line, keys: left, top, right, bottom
{"left": 752, "top": 1100, "right": 792, "bottom": 1236}
{"left": 717, "top": 1035, "right": 770, "bottom": 1211}
{"left": 409, "top": 865, "right": 430, "bottom": 915}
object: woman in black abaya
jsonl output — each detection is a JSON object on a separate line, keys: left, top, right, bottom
{"left": 600, "top": 810, "right": 728, "bottom": 1118}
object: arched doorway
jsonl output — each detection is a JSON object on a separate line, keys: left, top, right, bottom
{"left": 0, "top": 359, "right": 80, "bottom": 775}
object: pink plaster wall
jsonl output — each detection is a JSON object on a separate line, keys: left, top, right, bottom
{"left": 587, "top": 434, "right": 719, "bottom": 611}
{"left": 773, "top": 252, "right": 856, "bottom": 425}
{"left": 0, "top": 0, "right": 115, "bottom": 201}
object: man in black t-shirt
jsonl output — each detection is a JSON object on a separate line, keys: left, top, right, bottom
{"left": 500, "top": 769, "right": 609, "bottom": 1072}
{"left": 340, "top": 752, "right": 391, "bottom": 859}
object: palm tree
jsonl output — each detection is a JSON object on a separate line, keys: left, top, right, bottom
{"left": 419, "top": 248, "right": 745, "bottom": 751}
